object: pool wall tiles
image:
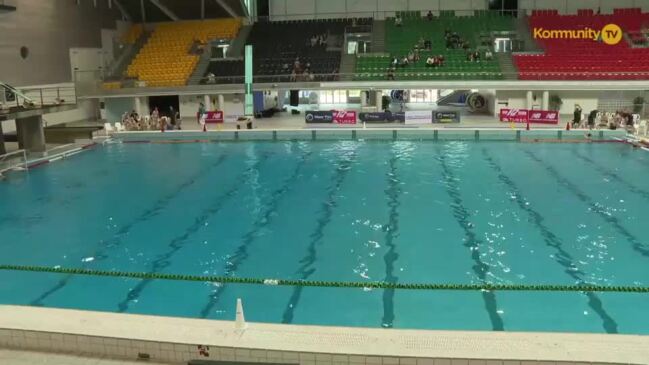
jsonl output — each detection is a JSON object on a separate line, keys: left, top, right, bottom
{"left": 116, "top": 129, "right": 627, "bottom": 143}
{"left": 0, "top": 328, "right": 626, "bottom": 365}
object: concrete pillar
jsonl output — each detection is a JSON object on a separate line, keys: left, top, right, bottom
{"left": 0, "top": 122, "right": 6, "bottom": 155}
{"left": 542, "top": 91, "right": 549, "bottom": 110}
{"left": 16, "top": 115, "right": 46, "bottom": 154}
{"left": 375, "top": 90, "right": 383, "bottom": 110}
{"left": 526, "top": 91, "right": 533, "bottom": 110}
{"left": 203, "top": 95, "right": 211, "bottom": 110}
{"left": 217, "top": 94, "right": 225, "bottom": 111}
{"left": 360, "top": 91, "right": 368, "bottom": 107}
{"left": 134, "top": 97, "right": 142, "bottom": 116}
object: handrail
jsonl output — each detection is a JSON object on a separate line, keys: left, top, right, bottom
{"left": 1, "top": 265, "right": 648, "bottom": 293}
{"left": 0, "top": 149, "right": 27, "bottom": 174}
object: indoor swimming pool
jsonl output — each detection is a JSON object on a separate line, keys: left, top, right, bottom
{"left": 0, "top": 140, "right": 648, "bottom": 334}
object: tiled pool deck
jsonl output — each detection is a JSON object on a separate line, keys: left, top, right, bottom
{"left": 1, "top": 306, "right": 648, "bottom": 365}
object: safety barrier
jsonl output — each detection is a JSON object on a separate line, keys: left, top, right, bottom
{"left": 1, "top": 265, "right": 648, "bottom": 293}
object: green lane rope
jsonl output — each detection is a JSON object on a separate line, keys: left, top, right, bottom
{"left": 1, "top": 264, "right": 648, "bottom": 293}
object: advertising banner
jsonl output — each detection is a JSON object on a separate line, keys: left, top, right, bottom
{"left": 500, "top": 108, "right": 529, "bottom": 123}
{"left": 500, "top": 108, "right": 559, "bottom": 124}
{"left": 358, "top": 111, "right": 405, "bottom": 123}
{"left": 404, "top": 110, "right": 433, "bottom": 124}
{"left": 359, "top": 112, "right": 388, "bottom": 122}
{"left": 528, "top": 110, "right": 559, "bottom": 124}
{"left": 433, "top": 111, "right": 461, "bottom": 123}
{"left": 333, "top": 110, "right": 357, "bottom": 124}
{"left": 305, "top": 111, "right": 334, "bottom": 123}
{"left": 205, "top": 111, "right": 224, "bottom": 123}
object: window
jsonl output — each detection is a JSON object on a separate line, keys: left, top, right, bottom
{"left": 320, "top": 90, "right": 347, "bottom": 104}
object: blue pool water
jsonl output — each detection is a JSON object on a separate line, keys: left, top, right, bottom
{"left": 1, "top": 140, "right": 649, "bottom": 334}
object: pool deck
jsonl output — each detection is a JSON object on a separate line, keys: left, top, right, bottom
{"left": 1, "top": 305, "right": 648, "bottom": 365}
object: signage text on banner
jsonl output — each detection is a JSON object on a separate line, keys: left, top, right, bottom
{"left": 433, "top": 111, "right": 461, "bottom": 123}
{"left": 404, "top": 110, "right": 433, "bottom": 124}
{"left": 500, "top": 108, "right": 559, "bottom": 124}
{"left": 333, "top": 110, "right": 357, "bottom": 124}
{"left": 198, "top": 111, "right": 224, "bottom": 124}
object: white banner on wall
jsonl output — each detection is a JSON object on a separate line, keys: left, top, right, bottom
{"left": 404, "top": 110, "right": 432, "bottom": 124}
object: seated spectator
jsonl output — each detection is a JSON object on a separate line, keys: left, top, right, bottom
{"left": 395, "top": 15, "right": 402, "bottom": 27}
{"left": 437, "top": 54, "right": 445, "bottom": 66}
{"left": 444, "top": 28, "right": 451, "bottom": 39}
{"left": 400, "top": 57, "right": 409, "bottom": 67}
{"left": 427, "top": 11, "right": 433, "bottom": 21}
{"left": 407, "top": 50, "right": 415, "bottom": 63}
{"left": 310, "top": 36, "right": 317, "bottom": 47}
{"left": 467, "top": 52, "right": 474, "bottom": 62}
{"left": 424, "top": 39, "right": 432, "bottom": 50}
{"left": 206, "top": 72, "right": 216, "bottom": 84}
{"left": 485, "top": 50, "right": 493, "bottom": 60}
{"left": 413, "top": 49, "right": 420, "bottom": 62}
{"left": 387, "top": 67, "right": 395, "bottom": 80}
{"left": 426, "top": 57, "right": 435, "bottom": 67}
{"left": 418, "top": 36, "right": 425, "bottom": 49}
{"left": 473, "top": 51, "right": 480, "bottom": 62}
{"left": 391, "top": 57, "right": 399, "bottom": 67}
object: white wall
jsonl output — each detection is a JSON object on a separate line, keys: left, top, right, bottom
{"left": 495, "top": 90, "right": 604, "bottom": 115}
{"left": 0, "top": 0, "right": 121, "bottom": 85}
{"left": 105, "top": 97, "right": 135, "bottom": 123}
{"left": 101, "top": 29, "right": 118, "bottom": 70}
{"left": 179, "top": 94, "right": 245, "bottom": 123}
{"left": 69, "top": 48, "right": 106, "bottom": 83}
{"left": 269, "top": 0, "right": 488, "bottom": 20}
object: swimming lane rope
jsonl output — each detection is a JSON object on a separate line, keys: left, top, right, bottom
{"left": 0, "top": 264, "right": 647, "bottom": 293}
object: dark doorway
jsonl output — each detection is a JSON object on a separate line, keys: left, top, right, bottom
{"left": 257, "top": 0, "right": 269, "bottom": 17}
{"left": 148, "top": 95, "right": 179, "bottom": 118}
{"left": 488, "top": 0, "right": 518, "bottom": 16}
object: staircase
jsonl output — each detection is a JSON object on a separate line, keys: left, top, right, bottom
{"left": 227, "top": 25, "right": 253, "bottom": 58}
{"left": 107, "top": 31, "right": 151, "bottom": 80}
{"left": 497, "top": 53, "right": 518, "bottom": 80}
{"left": 339, "top": 53, "right": 356, "bottom": 81}
{"left": 437, "top": 90, "right": 469, "bottom": 106}
{"left": 187, "top": 49, "right": 213, "bottom": 85}
{"left": 371, "top": 20, "right": 386, "bottom": 53}
{"left": 515, "top": 16, "right": 542, "bottom": 52}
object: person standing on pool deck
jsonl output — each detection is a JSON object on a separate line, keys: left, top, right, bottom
{"left": 572, "top": 104, "right": 582, "bottom": 128}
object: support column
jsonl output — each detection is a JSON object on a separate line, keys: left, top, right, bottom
{"left": 360, "top": 91, "right": 368, "bottom": 108}
{"left": 375, "top": 90, "right": 383, "bottom": 110}
{"left": 134, "top": 97, "right": 142, "bottom": 116}
{"left": 16, "top": 115, "right": 46, "bottom": 154}
{"left": 0, "top": 121, "right": 6, "bottom": 155}
{"left": 217, "top": 95, "right": 225, "bottom": 110}
{"left": 526, "top": 91, "right": 533, "bottom": 110}
{"left": 203, "top": 95, "right": 211, "bottom": 110}
{"left": 542, "top": 91, "right": 549, "bottom": 110}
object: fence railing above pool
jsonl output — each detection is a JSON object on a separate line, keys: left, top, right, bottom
{"left": 1, "top": 265, "right": 647, "bottom": 293}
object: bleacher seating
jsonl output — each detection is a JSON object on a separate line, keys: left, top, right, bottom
{"left": 126, "top": 19, "right": 241, "bottom": 87}
{"left": 515, "top": 8, "right": 649, "bottom": 80}
{"left": 203, "top": 18, "right": 370, "bottom": 83}
{"left": 355, "top": 11, "right": 513, "bottom": 81}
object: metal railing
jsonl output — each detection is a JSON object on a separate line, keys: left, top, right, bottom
{"left": 254, "top": 9, "right": 520, "bottom": 22}
{"left": 73, "top": 68, "right": 649, "bottom": 95}
{"left": 0, "top": 149, "right": 27, "bottom": 175}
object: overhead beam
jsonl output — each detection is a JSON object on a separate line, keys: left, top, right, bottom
{"left": 214, "top": 0, "right": 238, "bottom": 18}
{"left": 149, "top": 0, "right": 180, "bottom": 21}
{"left": 112, "top": 0, "right": 131, "bottom": 21}
{"left": 240, "top": 0, "right": 249, "bottom": 18}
